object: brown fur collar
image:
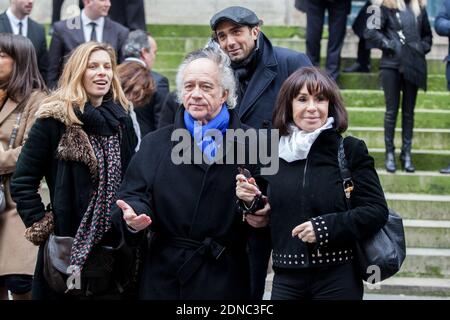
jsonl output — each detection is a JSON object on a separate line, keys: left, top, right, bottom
{"left": 37, "top": 102, "right": 98, "bottom": 180}
{"left": 36, "top": 101, "right": 70, "bottom": 125}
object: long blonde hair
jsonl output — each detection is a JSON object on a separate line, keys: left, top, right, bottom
{"left": 39, "top": 42, "right": 130, "bottom": 125}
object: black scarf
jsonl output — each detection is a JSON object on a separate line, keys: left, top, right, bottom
{"left": 231, "top": 37, "right": 261, "bottom": 109}
{"left": 75, "top": 99, "right": 129, "bottom": 136}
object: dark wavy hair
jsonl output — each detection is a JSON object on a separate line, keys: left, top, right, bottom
{"left": 0, "top": 33, "right": 46, "bottom": 103}
{"left": 273, "top": 67, "right": 348, "bottom": 136}
{"left": 117, "top": 61, "right": 156, "bottom": 108}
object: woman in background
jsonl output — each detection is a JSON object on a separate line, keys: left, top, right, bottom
{"left": 364, "top": 0, "right": 432, "bottom": 172}
{"left": 0, "top": 33, "right": 47, "bottom": 300}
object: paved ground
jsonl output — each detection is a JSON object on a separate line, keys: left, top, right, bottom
{"left": 263, "top": 292, "right": 450, "bottom": 300}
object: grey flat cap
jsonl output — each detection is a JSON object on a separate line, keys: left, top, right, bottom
{"left": 210, "top": 6, "right": 262, "bottom": 30}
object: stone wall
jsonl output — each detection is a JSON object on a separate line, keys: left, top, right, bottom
{"left": 0, "top": 0, "right": 306, "bottom": 26}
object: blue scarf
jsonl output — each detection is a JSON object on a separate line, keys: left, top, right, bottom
{"left": 184, "top": 104, "right": 230, "bottom": 161}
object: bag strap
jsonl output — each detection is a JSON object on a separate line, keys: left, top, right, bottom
{"left": 337, "top": 137, "right": 354, "bottom": 210}
{"left": 395, "top": 12, "right": 406, "bottom": 45}
{"left": 7, "top": 112, "right": 23, "bottom": 150}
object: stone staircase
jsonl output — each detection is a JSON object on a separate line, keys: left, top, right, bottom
{"left": 147, "top": 24, "right": 450, "bottom": 299}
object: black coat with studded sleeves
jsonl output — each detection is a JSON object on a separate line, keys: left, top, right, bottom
{"left": 10, "top": 102, "right": 137, "bottom": 299}
{"left": 265, "top": 129, "right": 388, "bottom": 269}
{"left": 111, "top": 108, "right": 260, "bottom": 300}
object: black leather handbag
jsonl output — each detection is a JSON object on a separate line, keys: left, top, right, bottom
{"left": 338, "top": 137, "right": 406, "bottom": 283}
{"left": 43, "top": 233, "right": 141, "bottom": 296}
{"left": 43, "top": 234, "right": 116, "bottom": 295}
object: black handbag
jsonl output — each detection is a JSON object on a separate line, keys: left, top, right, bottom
{"left": 43, "top": 232, "right": 141, "bottom": 296}
{"left": 395, "top": 12, "right": 428, "bottom": 90}
{"left": 338, "top": 137, "right": 406, "bottom": 283}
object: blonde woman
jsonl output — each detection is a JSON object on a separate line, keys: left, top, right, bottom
{"left": 0, "top": 34, "right": 47, "bottom": 300}
{"left": 10, "top": 42, "right": 137, "bottom": 299}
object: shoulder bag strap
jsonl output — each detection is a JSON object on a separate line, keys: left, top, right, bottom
{"left": 337, "top": 137, "right": 354, "bottom": 210}
{"left": 8, "top": 112, "right": 23, "bottom": 149}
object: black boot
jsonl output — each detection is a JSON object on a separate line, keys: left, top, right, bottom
{"left": 400, "top": 151, "right": 416, "bottom": 172}
{"left": 343, "top": 62, "right": 370, "bottom": 73}
{"left": 385, "top": 152, "right": 396, "bottom": 173}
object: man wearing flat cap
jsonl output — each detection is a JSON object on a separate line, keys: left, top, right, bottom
{"left": 210, "top": 6, "right": 312, "bottom": 300}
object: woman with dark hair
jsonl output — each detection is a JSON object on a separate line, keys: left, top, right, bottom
{"left": 0, "top": 33, "right": 47, "bottom": 300}
{"left": 117, "top": 61, "right": 156, "bottom": 145}
{"left": 236, "top": 67, "right": 389, "bottom": 300}
{"left": 364, "top": 0, "right": 432, "bottom": 173}
{"left": 10, "top": 42, "right": 137, "bottom": 299}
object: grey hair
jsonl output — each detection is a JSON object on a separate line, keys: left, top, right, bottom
{"left": 122, "top": 29, "right": 150, "bottom": 59}
{"left": 175, "top": 45, "right": 237, "bottom": 109}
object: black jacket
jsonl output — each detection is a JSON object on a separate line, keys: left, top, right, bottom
{"left": 364, "top": 0, "right": 432, "bottom": 70}
{"left": 112, "top": 108, "right": 260, "bottom": 300}
{"left": 263, "top": 130, "right": 388, "bottom": 269}
{"left": 435, "top": 0, "right": 450, "bottom": 62}
{"left": 134, "top": 70, "right": 170, "bottom": 136}
{"left": 48, "top": 16, "right": 129, "bottom": 88}
{"left": 236, "top": 32, "right": 312, "bottom": 129}
{"left": 10, "top": 102, "right": 137, "bottom": 299}
{"left": 0, "top": 12, "right": 49, "bottom": 82}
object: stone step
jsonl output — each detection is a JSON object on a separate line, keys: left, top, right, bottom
{"left": 403, "top": 219, "right": 450, "bottom": 248}
{"left": 385, "top": 193, "right": 450, "bottom": 221}
{"left": 378, "top": 171, "right": 450, "bottom": 195}
{"left": 347, "top": 108, "right": 450, "bottom": 129}
{"left": 264, "top": 273, "right": 450, "bottom": 297}
{"left": 370, "top": 148, "right": 450, "bottom": 171}
{"left": 341, "top": 90, "right": 450, "bottom": 110}
{"left": 154, "top": 36, "right": 448, "bottom": 66}
{"left": 363, "top": 277, "right": 450, "bottom": 297}
{"left": 339, "top": 73, "right": 448, "bottom": 91}
{"left": 346, "top": 127, "right": 450, "bottom": 150}
{"left": 363, "top": 293, "right": 450, "bottom": 300}
{"left": 399, "top": 248, "right": 450, "bottom": 279}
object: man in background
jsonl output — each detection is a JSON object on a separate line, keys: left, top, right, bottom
{"left": 122, "top": 30, "right": 169, "bottom": 135}
{"left": 48, "top": 0, "right": 129, "bottom": 88}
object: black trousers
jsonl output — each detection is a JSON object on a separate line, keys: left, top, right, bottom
{"left": 109, "top": 0, "right": 146, "bottom": 31}
{"left": 356, "top": 38, "right": 371, "bottom": 67}
{"left": 305, "top": 0, "right": 351, "bottom": 80}
{"left": 271, "top": 263, "right": 363, "bottom": 300}
{"left": 353, "top": 1, "right": 371, "bottom": 68}
{"left": 248, "top": 228, "right": 272, "bottom": 300}
{"left": 380, "top": 68, "right": 419, "bottom": 153}
{"left": 51, "top": 0, "right": 83, "bottom": 25}
{"left": 446, "top": 62, "right": 450, "bottom": 91}
{"left": 0, "top": 275, "right": 33, "bottom": 294}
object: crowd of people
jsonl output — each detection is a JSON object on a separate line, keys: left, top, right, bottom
{"left": 0, "top": 0, "right": 448, "bottom": 300}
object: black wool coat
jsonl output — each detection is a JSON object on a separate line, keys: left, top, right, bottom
{"left": 264, "top": 129, "right": 389, "bottom": 269}
{"left": 112, "top": 108, "right": 260, "bottom": 300}
{"left": 236, "top": 32, "right": 312, "bottom": 130}
{"left": 10, "top": 102, "right": 137, "bottom": 299}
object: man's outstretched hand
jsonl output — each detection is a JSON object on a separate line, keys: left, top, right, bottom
{"left": 117, "top": 199, "right": 152, "bottom": 232}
